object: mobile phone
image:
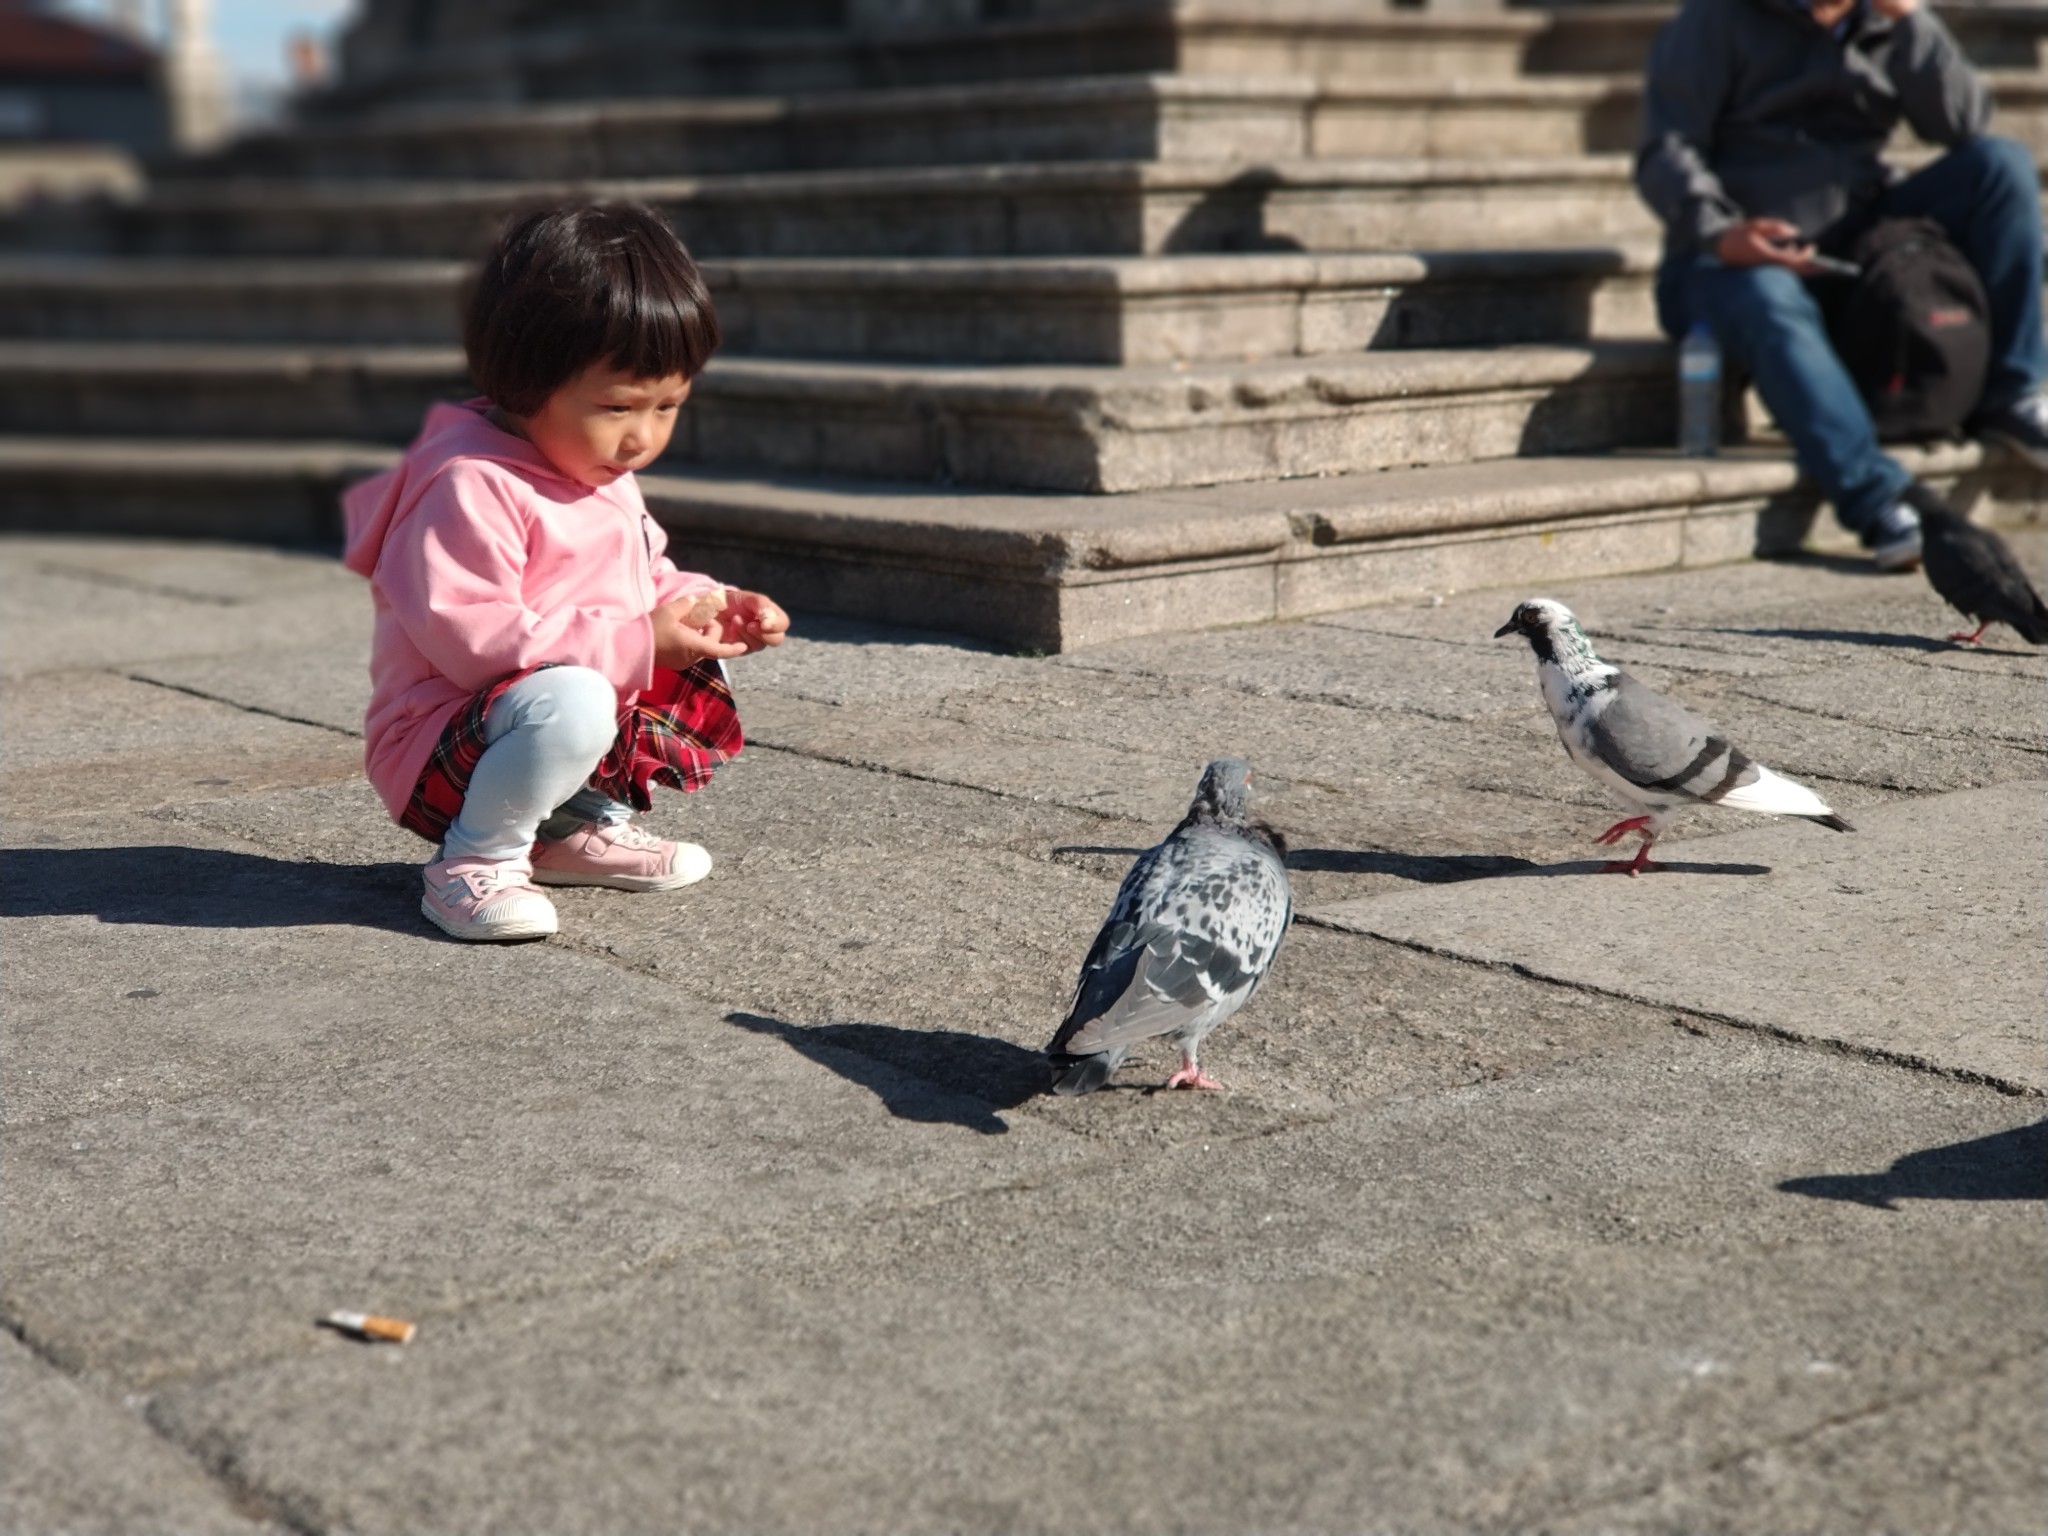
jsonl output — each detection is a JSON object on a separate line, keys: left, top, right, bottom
{"left": 1802, "top": 253, "right": 1862, "bottom": 279}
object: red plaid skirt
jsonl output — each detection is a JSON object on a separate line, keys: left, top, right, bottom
{"left": 398, "top": 659, "right": 743, "bottom": 845}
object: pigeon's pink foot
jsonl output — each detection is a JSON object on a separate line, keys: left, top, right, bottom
{"left": 1948, "top": 623, "right": 1988, "bottom": 646}
{"left": 1163, "top": 1063, "right": 1224, "bottom": 1091}
{"left": 1600, "top": 838, "right": 1658, "bottom": 877}
{"left": 1594, "top": 815, "right": 1656, "bottom": 847}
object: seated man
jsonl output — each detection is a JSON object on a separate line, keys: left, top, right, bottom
{"left": 1638, "top": 0, "right": 2048, "bottom": 570}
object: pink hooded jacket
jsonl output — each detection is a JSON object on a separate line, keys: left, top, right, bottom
{"left": 342, "top": 399, "right": 722, "bottom": 822}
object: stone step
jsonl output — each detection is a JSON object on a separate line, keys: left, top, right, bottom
{"left": 0, "top": 247, "right": 1661, "bottom": 361}
{"left": 315, "top": 4, "right": 1558, "bottom": 115}
{"left": 0, "top": 156, "right": 1658, "bottom": 259}
{"left": 312, "top": 1, "right": 2048, "bottom": 117}
{"left": 182, "top": 74, "right": 1647, "bottom": 184}
{"left": 1, "top": 433, "right": 2033, "bottom": 649}
{"left": 1520, "top": 2, "right": 2048, "bottom": 75}
{"left": 0, "top": 338, "right": 1679, "bottom": 492}
{"left": 177, "top": 69, "right": 2048, "bottom": 185}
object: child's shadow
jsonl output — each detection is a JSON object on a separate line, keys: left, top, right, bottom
{"left": 726, "top": 1011, "right": 1047, "bottom": 1136}
{"left": 1, "top": 845, "right": 424, "bottom": 935}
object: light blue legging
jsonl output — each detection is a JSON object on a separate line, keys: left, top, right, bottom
{"left": 439, "top": 666, "right": 634, "bottom": 864}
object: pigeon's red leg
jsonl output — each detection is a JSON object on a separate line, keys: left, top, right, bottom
{"left": 1164, "top": 1054, "right": 1223, "bottom": 1091}
{"left": 1594, "top": 814, "right": 1656, "bottom": 846}
{"left": 1948, "top": 622, "right": 1988, "bottom": 646}
{"left": 1601, "top": 832, "right": 1658, "bottom": 877}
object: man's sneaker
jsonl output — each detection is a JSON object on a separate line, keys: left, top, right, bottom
{"left": 1978, "top": 391, "right": 2048, "bottom": 472}
{"left": 421, "top": 855, "right": 558, "bottom": 941}
{"left": 1867, "top": 492, "right": 1925, "bottom": 572}
{"left": 531, "top": 821, "right": 712, "bottom": 892}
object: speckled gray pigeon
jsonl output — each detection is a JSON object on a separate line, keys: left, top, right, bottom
{"left": 1915, "top": 500, "right": 2048, "bottom": 646}
{"left": 1046, "top": 758, "right": 1291, "bottom": 1095}
{"left": 1496, "top": 598, "right": 1851, "bottom": 875}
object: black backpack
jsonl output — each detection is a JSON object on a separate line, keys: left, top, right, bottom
{"left": 1824, "top": 217, "right": 1990, "bottom": 441}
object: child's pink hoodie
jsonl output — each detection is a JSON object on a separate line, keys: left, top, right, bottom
{"left": 342, "top": 399, "right": 722, "bottom": 822}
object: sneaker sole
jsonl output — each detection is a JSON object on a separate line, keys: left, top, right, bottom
{"left": 531, "top": 865, "right": 710, "bottom": 892}
{"left": 532, "top": 844, "right": 713, "bottom": 892}
{"left": 419, "top": 895, "right": 559, "bottom": 941}
{"left": 1983, "top": 427, "right": 2048, "bottom": 474}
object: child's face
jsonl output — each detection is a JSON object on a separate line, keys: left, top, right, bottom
{"left": 517, "top": 364, "right": 693, "bottom": 489}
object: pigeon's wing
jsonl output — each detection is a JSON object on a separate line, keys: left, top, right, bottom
{"left": 1926, "top": 518, "right": 2048, "bottom": 642}
{"left": 1588, "top": 673, "right": 1840, "bottom": 820}
{"left": 1051, "top": 831, "right": 1288, "bottom": 1059}
{"left": 1046, "top": 847, "right": 1158, "bottom": 1055}
{"left": 1583, "top": 672, "right": 1761, "bottom": 805}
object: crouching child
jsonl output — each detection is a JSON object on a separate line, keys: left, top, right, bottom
{"left": 342, "top": 200, "right": 787, "bottom": 941}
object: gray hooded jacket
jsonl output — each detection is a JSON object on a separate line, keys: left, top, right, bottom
{"left": 1635, "top": 0, "right": 1990, "bottom": 263}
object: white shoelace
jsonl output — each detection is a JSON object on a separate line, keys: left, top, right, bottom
{"left": 604, "top": 823, "right": 666, "bottom": 851}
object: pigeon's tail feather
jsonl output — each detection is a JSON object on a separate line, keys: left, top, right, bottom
{"left": 2016, "top": 593, "right": 2048, "bottom": 646}
{"left": 1715, "top": 763, "right": 1838, "bottom": 822}
{"left": 1801, "top": 811, "right": 1855, "bottom": 833}
{"left": 1048, "top": 1053, "right": 1113, "bottom": 1096}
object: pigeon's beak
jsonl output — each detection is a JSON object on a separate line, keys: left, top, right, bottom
{"left": 1493, "top": 618, "right": 1521, "bottom": 638}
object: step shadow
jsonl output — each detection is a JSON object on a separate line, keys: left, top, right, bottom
{"left": 1778, "top": 1119, "right": 2048, "bottom": 1209}
{"left": 1157, "top": 168, "right": 1309, "bottom": 255}
{"left": 1, "top": 845, "right": 424, "bottom": 935}
{"left": 725, "top": 1011, "right": 1048, "bottom": 1136}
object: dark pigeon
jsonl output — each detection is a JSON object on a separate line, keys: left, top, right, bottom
{"left": 1916, "top": 499, "right": 2048, "bottom": 646}
{"left": 1046, "top": 758, "right": 1291, "bottom": 1095}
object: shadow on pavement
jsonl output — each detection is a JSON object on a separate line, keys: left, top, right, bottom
{"left": 1519, "top": 857, "right": 1773, "bottom": 878}
{"left": 1723, "top": 624, "right": 1961, "bottom": 654}
{"left": 1288, "top": 848, "right": 1770, "bottom": 880}
{"left": 0, "top": 845, "right": 424, "bottom": 934}
{"left": 1778, "top": 1119, "right": 2048, "bottom": 1210}
{"left": 725, "top": 1011, "right": 1048, "bottom": 1136}
{"left": 1287, "top": 848, "right": 1540, "bottom": 881}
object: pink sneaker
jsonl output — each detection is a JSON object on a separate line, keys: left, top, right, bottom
{"left": 530, "top": 821, "right": 712, "bottom": 892}
{"left": 420, "top": 854, "right": 558, "bottom": 942}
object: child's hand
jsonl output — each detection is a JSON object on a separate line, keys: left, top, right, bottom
{"left": 651, "top": 591, "right": 749, "bottom": 669}
{"left": 715, "top": 590, "right": 790, "bottom": 653}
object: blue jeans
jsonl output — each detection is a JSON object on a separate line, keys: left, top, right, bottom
{"left": 1656, "top": 135, "right": 2047, "bottom": 542}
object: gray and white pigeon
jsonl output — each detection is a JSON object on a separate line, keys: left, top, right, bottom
{"left": 1046, "top": 758, "right": 1291, "bottom": 1095}
{"left": 1495, "top": 598, "right": 1851, "bottom": 874}
{"left": 1915, "top": 498, "right": 2048, "bottom": 646}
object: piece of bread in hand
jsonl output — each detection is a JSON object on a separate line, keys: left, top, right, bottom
{"left": 676, "top": 587, "right": 728, "bottom": 628}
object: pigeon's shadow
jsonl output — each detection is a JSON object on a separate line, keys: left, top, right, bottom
{"left": 1728, "top": 624, "right": 2037, "bottom": 658}
{"left": 1778, "top": 1120, "right": 2048, "bottom": 1210}
{"left": 1286, "top": 848, "right": 1540, "bottom": 882}
{"left": 1521, "top": 857, "right": 1772, "bottom": 878}
{"left": 725, "top": 1012, "right": 1048, "bottom": 1135}
{"left": 1, "top": 845, "right": 424, "bottom": 934}
{"left": 1287, "top": 847, "right": 1769, "bottom": 880}
{"left": 1721, "top": 624, "right": 1958, "bottom": 655}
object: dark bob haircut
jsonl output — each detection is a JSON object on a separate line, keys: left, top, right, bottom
{"left": 463, "top": 201, "right": 721, "bottom": 417}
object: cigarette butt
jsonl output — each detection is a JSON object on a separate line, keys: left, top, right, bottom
{"left": 321, "top": 1310, "right": 416, "bottom": 1344}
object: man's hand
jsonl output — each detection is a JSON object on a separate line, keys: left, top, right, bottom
{"left": 1715, "top": 217, "right": 1824, "bottom": 273}
{"left": 715, "top": 590, "right": 790, "bottom": 653}
{"left": 650, "top": 593, "right": 750, "bottom": 669}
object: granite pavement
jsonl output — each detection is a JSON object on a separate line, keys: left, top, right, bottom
{"left": 3, "top": 531, "right": 2043, "bottom": 1535}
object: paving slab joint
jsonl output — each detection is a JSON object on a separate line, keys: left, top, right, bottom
{"left": 1296, "top": 918, "right": 2047, "bottom": 1101}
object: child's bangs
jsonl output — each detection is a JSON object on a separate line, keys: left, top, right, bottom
{"left": 599, "top": 244, "right": 721, "bottom": 386}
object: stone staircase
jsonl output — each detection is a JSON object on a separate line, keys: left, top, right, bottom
{"left": 3, "top": 0, "right": 2045, "bottom": 649}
